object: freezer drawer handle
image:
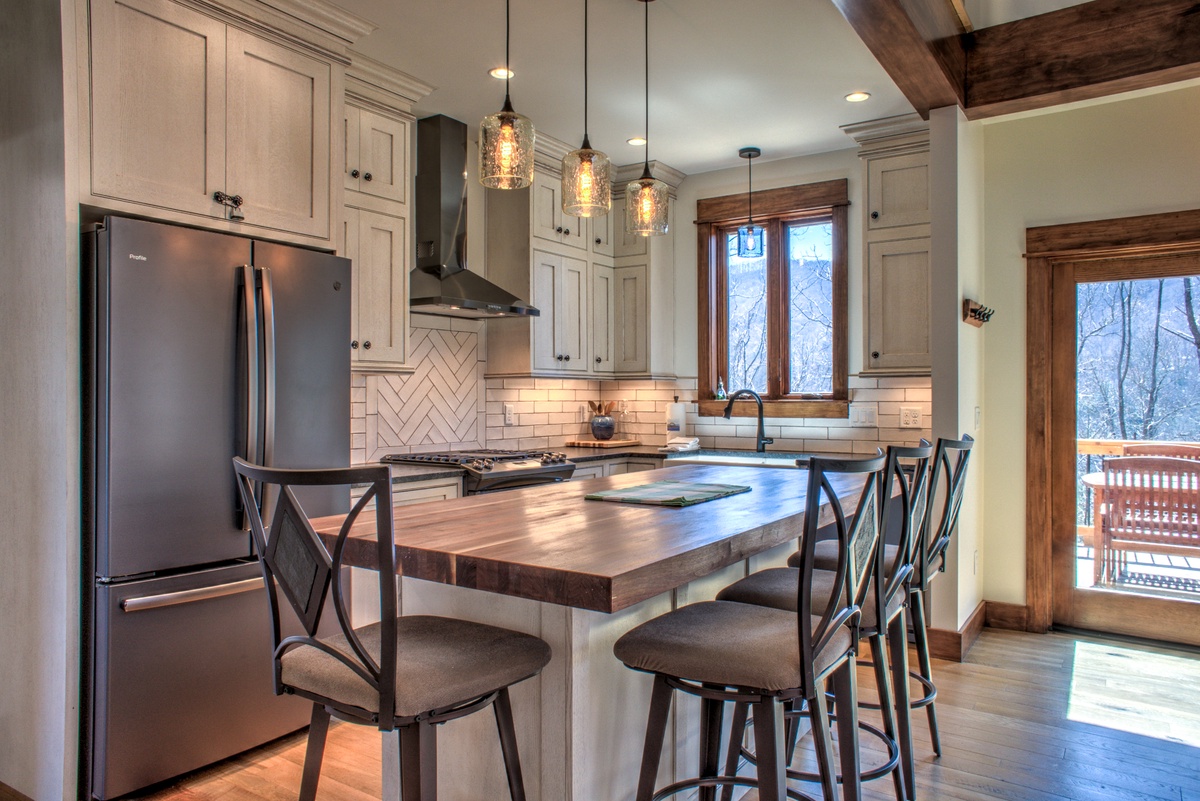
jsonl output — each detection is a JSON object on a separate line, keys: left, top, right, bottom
{"left": 120, "top": 577, "right": 263, "bottom": 613}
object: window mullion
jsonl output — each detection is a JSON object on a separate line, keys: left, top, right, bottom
{"left": 766, "top": 220, "right": 786, "bottom": 399}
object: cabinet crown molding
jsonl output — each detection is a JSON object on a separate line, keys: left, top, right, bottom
{"left": 612, "top": 160, "right": 686, "bottom": 192}
{"left": 256, "top": 0, "right": 376, "bottom": 44}
{"left": 347, "top": 52, "right": 434, "bottom": 111}
{"left": 841, "top": 113, "right": 929, "bottom": 149}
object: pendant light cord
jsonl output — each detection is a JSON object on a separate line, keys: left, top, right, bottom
{"left": 583, "top": 0, "right": 589, "bottom": 140}
{"left": 643, "top": 0, "right": 650, "bottom": 169}
{"left": 747, "top": 156, "right": 754, "bottom": 224}
{"left": 504, "top": 0, "right": 512, "bottom": 102}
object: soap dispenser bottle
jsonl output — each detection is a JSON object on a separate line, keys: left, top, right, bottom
{"left": 715, "top": 378, "right": 727, "bottom": 400}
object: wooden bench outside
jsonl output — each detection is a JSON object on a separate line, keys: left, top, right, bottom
{"left": 1097, "top": 456, "right": 1200, "bottom": 585}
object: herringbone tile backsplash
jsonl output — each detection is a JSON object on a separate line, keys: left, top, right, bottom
{"left": 352, "top": 319, "right": 486, "bottom": 464}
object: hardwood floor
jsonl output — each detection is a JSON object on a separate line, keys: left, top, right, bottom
{"left": 128, "top": 628, "right": 1200, "bottom": 801}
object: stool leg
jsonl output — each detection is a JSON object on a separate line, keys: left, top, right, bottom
{"left": 720, "top": 702, "right": 749, "bottom": 801}
{"left": 493, "top": 688, "right": 527, "bottom": 801}
{"left": 298, "top": 704, "right": 330, "bottom": 801}
{"left": 635, "top": 675, "right": 674, "bottom": 801}
{"left": 807, "top": 682, "right": 838, "bottom": 801}
{"left": 908, "top": 588, "right": 940, "bottom": 756}
{"left": 751, "top": 698, "right": 787, "bottom": 801}
{"left": 868, "top": 632, "right": 906, "bottom": 801}
{"left": 398, "top": 720, "right": 437, "bottom": 801}
{"left": 831, "top": 659, "right": 862, "bottom": 801}
{"left": 699, "top": 691, "right": 725, "bottom": 801}
{"left": 888, "top": 610, "right": 916, "bottom": 801}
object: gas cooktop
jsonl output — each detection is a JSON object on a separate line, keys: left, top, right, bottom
{"left": 380, "top": 449, "right": 575, "bottom": 494}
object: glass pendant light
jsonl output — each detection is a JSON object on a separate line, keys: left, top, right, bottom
{"left": 479, "top": 0, "right": 535, "bottom": 190}
{"left": 625, "top": 0, "right": 669, "bottom": 237}
{"left": 562, "top": 0, "right": 611, "bottom": 217}
{"left": 737, "top": 147, "right": 764, "bottom": 258}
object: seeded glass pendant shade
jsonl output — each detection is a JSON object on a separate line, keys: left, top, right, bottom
{"left": 479, "top": 0, "right": 535, "bottom": 190}
{"left": 626, "top": 0, "right": 669, "bottom": 237}
{"left": 562, "top": 0, "right": 611, "bottom": 217}
{"left": 737, "top": 147, "right": 764, "bottom": 257}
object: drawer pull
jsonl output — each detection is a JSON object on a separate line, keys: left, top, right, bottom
{"left": 121, "top": 578, "right": 262, "bottom": 613}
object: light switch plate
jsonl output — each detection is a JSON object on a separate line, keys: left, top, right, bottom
{"left": 503, "top": 403, "right": 515, "bottom": 426}
{"left": 849, "top": 403, "right": 877, "bottom": 427}
{"left": 899, "top": 406, "right": 923, "bottom": 428}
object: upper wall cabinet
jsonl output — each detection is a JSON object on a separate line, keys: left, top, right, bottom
{"left": 80, "top": 0, "right": 374, "bottom": 245}
{"left": 343, "top": 106, "right": 409, "bottom": 205}
{"left": 866, "top": 151, "right": 930, "bottom": 232}
{"left": 531, "top": 173, "right": 588, "bottom": 252}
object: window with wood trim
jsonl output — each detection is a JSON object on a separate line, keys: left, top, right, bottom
{"left": 697, "top": 179, "right": 849, "bottom": 417}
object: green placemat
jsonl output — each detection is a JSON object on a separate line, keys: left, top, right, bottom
{"left": 584, "top": 480, "right": 752, "bottom": 507}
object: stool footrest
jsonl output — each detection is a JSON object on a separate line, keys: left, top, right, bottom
{"left": 649, "top": 774, "right": 818, "bottom": 801}
{"left": 739, "top": 711, "right": 901, "bottom": 784}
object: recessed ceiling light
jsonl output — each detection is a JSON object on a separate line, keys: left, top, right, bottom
{"left": 845, "top": 91, "right": 871, "bottom": 103}
{"left": 627, "top": 136, "right": 647, "bottom": 147}
{"left": 489, "top": 67, "right": 514, "bottom": 80}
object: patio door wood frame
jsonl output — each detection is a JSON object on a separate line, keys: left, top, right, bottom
{"left": 1026, "top": 208, "right": 1200, "bottom": 645}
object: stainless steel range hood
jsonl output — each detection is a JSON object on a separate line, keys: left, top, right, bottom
{"left": 411, "top": 115, "right": 538, "bottom": 319}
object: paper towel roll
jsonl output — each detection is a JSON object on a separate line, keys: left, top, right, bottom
{"left": 665, "top": 402, "right": 687, "bottom": 435}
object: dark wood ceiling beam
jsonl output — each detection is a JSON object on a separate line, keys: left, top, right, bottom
{"left": 964, "top": 0, "right": 1200, "bottom": 119}
{"left": 829, "top": 0, "right": 966, "bottom": 117}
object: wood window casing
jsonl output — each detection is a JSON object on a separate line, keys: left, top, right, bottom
{"left": 697, "top": 179, "right": 849, "bottom": 418}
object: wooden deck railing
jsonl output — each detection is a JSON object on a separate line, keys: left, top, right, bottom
{"left": 1076, "top": 439, "right": 1200, "bottom": 538}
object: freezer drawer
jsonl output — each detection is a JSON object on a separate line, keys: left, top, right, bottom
{"left": 90, "top": 562, "right": 310, "bottom": 800}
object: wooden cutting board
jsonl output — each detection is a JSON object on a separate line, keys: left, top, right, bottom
{"left": 565, "top": 438, "right": 642, "bottom": 448}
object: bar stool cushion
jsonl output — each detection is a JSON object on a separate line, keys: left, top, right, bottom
{"left": 613, "top": 600, "right": 852, "bottom": 691}
{"left": 717, "top": 567, "right": 902, "bottom": 629}
{"left": 799, "top": 542, "right": 899, "bottom": 575}
{"left": 280, "top": 614, "right": 552, "bottom": 718}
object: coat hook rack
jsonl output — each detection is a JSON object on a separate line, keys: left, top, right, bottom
{"left": 962, "top": 298, "right": 994, "bottom": 327}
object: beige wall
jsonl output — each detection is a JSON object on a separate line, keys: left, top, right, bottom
{"left": 981, "top": 83, "right": 1200, "bottom": 605}
{"left": 0, "top": 0, "right": 80, "bottom": 797}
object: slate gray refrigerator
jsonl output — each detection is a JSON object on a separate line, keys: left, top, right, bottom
{"left": 82, "top": 216, "right": 351, "bottom": 799}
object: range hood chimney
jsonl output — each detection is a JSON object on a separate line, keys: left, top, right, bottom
{"left": 411, "top": 115, "right": 538, "bottom": 319}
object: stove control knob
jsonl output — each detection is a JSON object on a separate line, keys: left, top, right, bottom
{"left": 482, "top": 459, "right": 494, "bottom": 470}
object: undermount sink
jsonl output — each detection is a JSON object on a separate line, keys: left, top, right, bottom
{"left": 665, "top": 450, "right": 809, "bottom": 468}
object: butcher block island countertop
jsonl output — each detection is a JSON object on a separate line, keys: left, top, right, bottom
{"left": 311, "top": 462, "right": 868, "bottom": 613}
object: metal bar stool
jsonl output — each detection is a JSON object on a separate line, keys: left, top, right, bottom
{"left": 716, "top": 443, "right": 932, "bottom": 801}
{"left": 613, "top": 454, "right": 888, "bottom": 801}
{"left": 233, "top": 457, "right": 551, "bottom": 801}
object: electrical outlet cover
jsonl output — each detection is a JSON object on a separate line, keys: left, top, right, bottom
{"left": 899, "top": 406, "right": 922, "bottom": 429}
{"left": 503, "top": 403, "right": 515, "bottom": 426}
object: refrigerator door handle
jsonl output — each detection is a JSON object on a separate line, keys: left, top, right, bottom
{"left": 260, "top": 266, "right": 277, "bottom": 469}
{"left": 241, "top": 263, "right": 260, "bottom": 467}
{"left": 119, "top": 577, "right": 263, "bottom": 613}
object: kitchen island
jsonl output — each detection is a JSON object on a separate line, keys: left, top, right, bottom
{"left": 310, "top": 463, "right": 868, "bottom": 801}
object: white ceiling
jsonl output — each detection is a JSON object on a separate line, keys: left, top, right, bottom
{"left": 337, "top": 0, "right": 1095, "bottom": 177}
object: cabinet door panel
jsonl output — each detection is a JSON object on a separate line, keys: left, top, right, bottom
{"left": 358, "top": 110, "right": 409, "bottom": 204}
{"left": 343, "top": 106, "right": 362, "bottom": 194}
{"left": 591, "top": 264, "right": 614, "bottom": 373}
{"left": 355, "top": 209, "right": 408, "bottom": 367}
{"left": 560, "top": 210, "right": 587, "bottom": 252}
{"left": 89, "top": 0, "right": 226, "bottom": 214}
{"left": 531, "top": 251, "right": 560, "bottom": 371}
{"left": 613, "top": 196, "right": 648, "bottom": 258}
{"left": 867, "top": 152, "right": 929, "bottom": 231}
{"left": 226, "top": 28, "right": 331, "bottom": 239}
{"left": 342, "top": 207, "right": 362, "bottom": 365}
{"left": 591, "top": 210, "right": 614, "bottom": 257}
{"left": 614, "top": 264, "right": 648, "bottom": 373}
{"left": 561, "top": 256, "right": 589, "bottom": 371}
{"left": 531, "top": 177, "right": 561, "bottom": 243}
{"left": 866, "top": 239, "right": 930, "bottom": 371}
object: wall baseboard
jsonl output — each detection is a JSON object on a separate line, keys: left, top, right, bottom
{"left": 985, "top": 600, "right": 1030, "bottom": 631}
{"left": 927, "top": 600, "right": 987, "bottom": 662}
{"left": 0, "top": 781, "right": 33, "bottom": 801}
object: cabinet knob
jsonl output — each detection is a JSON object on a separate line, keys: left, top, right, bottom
{"left": 871, "top": 351, "right": 880, "bottom": 359}
{"left": 595, "top": 356, "right": 601, "bottom": 364}
{"left": 363, "top": 340, "right": 372, "bottom": 350}
{"left": 870, "top": 211, "right": 880, "bottom": 220}
{"left": 363, "top": 172, "right": 373, "bottom": 182}
{"left": 563, "top": 354, "right": 570, "bottom": 362}
{"left": 595, "top": 237, "right": 602, "bottom": 245}
{"left": 350, "top": 169, "right": 360, "bottom": 178}
{"left": 351, "top": 340, "right": 359, "bottom": 350}
{"left": 556, "top": 354, "right": 563, "bottom": 361}
{"left": 556, "top": 226, "right": 563, "bottom": 234}
{"left": 563, "top": 227, "right": 570, "bottom": 235}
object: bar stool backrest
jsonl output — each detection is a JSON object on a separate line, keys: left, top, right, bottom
{"left": 917, "top": 435, "right": 974, "bottom": 590}
{"left": 872, "top": 441, "right": 933, "bottom": 624}
{"left": 795, "top": 452, "right": 887, "bottom": 690}
{"left": 232, "top": 457, "right": 399, "bottom": 727}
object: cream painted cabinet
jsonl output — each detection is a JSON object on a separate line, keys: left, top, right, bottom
{"left": 343, "top": 207, "right": 409, "bottom": 371}
{"left": 865, "top": 238, "right": 931, "bottom": 372}
{"left": 591, "top": 208, "right": 615, "bottom": 258}
{"left": 343, "top": 105, "right": 409, "bottom": 205}
{"left": 613, "top": 264, "right": 648, "bottom": 373}
{"left": 531, "top": 250, "right": 589, "bottom": 374}
{"left": 611, "top": 196, "right": 677, "bottom": 378}
{"left": 84, "top": 0, "right": 335, "bottom": 242}
{"left": 531, "top": 173, "right": 588, "bottom": 252}
{"left": 591, "top": 264, "right": 615, "bottom": 373}
{"left": 848, "top": 116, "right": 931, "bottom": 375}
